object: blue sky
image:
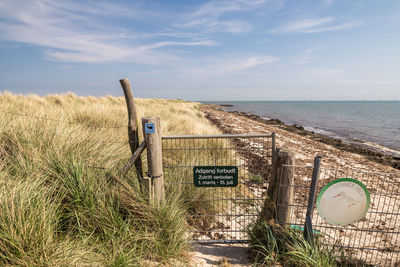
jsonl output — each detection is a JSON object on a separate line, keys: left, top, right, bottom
{"left": 0, "top": 0, "right": 399, "bottom": 100}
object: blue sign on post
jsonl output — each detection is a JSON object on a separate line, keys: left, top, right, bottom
{"left": 145, "top": 123, "right": 155, "bottom": 134}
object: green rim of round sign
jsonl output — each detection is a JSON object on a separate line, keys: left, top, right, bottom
{"left": 316, "top": 178, "right": 370, "bottom": 225}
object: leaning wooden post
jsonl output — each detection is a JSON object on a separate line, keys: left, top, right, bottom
{"left": 275, "top": 149, "right": 295, "bottom": 225}
{"left": 142, "top": 117, "right": 164, "bottom": 204}
{"left": 120, "top": 78, "right": 145, "bottom": 184}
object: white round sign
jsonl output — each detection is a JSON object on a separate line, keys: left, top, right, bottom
{"left": 317, "top": 178, "right": 370, "bottom": 226}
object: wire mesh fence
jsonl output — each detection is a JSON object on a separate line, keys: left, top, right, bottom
{"left": 277, "top": 163, "right": 400, "bottom": 266}
{"left": 162, "top": 134, "right": 275, "bottom": 243}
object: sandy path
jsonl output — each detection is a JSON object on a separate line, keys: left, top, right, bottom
{"left": 189, "top": 244, "right": 250, "bottom": 266}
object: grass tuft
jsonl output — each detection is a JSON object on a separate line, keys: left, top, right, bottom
{"left": 248, "top": 219, "right": 370, "bottom": 267}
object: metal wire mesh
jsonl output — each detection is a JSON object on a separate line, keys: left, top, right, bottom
{"left": 277, "top": 164, "right": 400, "bottom": 266}
{"left": 162, "top": 134, "right": 274, "bottom": 243}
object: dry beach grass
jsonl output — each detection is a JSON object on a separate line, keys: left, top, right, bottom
{"left": 0, "top": 92, "right": 221, "bottom": 266}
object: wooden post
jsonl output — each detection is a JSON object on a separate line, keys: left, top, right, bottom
{"left": 274, "top": 149, "right": 295, "bottom": 225}
{"left": 120, "top": 78, "right": 144, "bottom": 184}
{"left": 142, "top": 117, "right": 164, "bottom": 204}
{"left": 271, "top": 132, "right": 276, "bottom": 163}
{"left": 267, "top": 148, "right": 280, "bottom": 201}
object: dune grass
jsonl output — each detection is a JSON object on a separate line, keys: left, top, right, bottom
{"left": 0, "top": 92, "right": 221, "bottom": 266}
{"left": 248, "top": 220, "right": 368, "bottom": 267}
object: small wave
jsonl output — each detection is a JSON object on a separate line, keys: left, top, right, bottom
{"left": 303, "top": 126, "right": 339, "bottom": 138}
{"left": 362, "top": 141, "right": 400, "bottom": 158}
{"left": 305, "top": 126, "right": 400, "bottom": 157}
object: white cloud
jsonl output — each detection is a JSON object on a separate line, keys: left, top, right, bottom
{"left": 273, "top": 17, "right": 334, "bottom": 33}
{"left": 0, "top": 0, "right": 216, "bottom": 63}
{"left": 44, "top": 40, "right": 216, "bottom": 63}
{"left": 303, "top": 21, "right": 363, "bottom": 33}
{"left": 219, "top": 21, "right": 252, "bottom": 34}
{"left": 181, "top": 55, "right": 280, "bottom": 76}
{"left": 291, "top": 49, "right": 320, "bottom": 65}
{"left": 190, "top": 0, "right": 267, "bottom": 18}
{"left": 144, "top": 41, "right": 217, "bottom": 50}
{"left": 271, "top": 17, "right": 363, "bottom": 33}
{"left": 177, "top": 19, "right": 252, "bottom": 34}
{"left": 176, "top": 0, "right": 267, "bottom": 34}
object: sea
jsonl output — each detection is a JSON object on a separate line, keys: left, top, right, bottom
{"left": 205, "top": 101, "right": 400, "bottom": 154}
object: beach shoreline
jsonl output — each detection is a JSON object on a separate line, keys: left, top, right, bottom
{"left": 212, "top": 102, "right": 400, "bottom": 152}
{"left": 200, "top": 103, "right": 400, "bottom": 265}
{"left": 201, "top": 104, "right": 400, "bottom": 170}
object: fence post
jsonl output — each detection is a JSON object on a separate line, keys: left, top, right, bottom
{"left": 275, "top": 149, "right": 295, "bottom": 225}
{"left": 120, "top": 78, "right": 145, "bottom": 184}
{"left": 271, "top": 132, "right": 276, "bottom": 163}
{"left": 142, "top": 117, "right": 164, "bottom": 204}
{"left": 267, "top": 147, "right": 279, "bottom": 201}
{"left": 304, "top": 155, "right": 322, "bottom": 243}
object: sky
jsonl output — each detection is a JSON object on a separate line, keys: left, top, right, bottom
{"left": 0, "top": 0, "right": 399, "bottom": 101}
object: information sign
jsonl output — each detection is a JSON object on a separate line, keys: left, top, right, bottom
{"left": 317, "top": 178, "right": 370, "bottom": 226}
{"left": 145, "top": 123, "right": 155, "bottom": 134}
{"left": 193, "top": 166, "right": 238, "bottom": 187}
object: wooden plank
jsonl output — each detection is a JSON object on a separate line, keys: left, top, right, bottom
{"left": 121, "top": 141, "right": 146, "bottom": 176}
